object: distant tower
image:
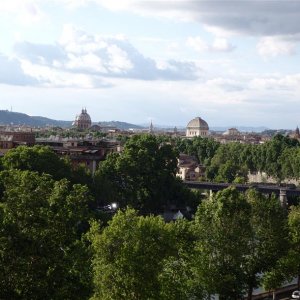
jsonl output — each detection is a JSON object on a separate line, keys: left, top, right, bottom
{"left": 296, "top": 126, "right": 300, "bottom": 138}
{"left": 149, "top": 120, "right": 154, "bottom": 134}
{"left": 174, "top": 126, "right": 178, "bottom": 136}
{"left": 73, "top": 108, "right": 92, "bottom": 130}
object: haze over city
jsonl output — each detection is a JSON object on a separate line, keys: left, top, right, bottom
{"left": 1, "top": 0, "right": 300, "bottom": 128}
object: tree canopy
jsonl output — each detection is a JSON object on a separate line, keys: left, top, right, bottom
{"left": 89, "top": 209, "right": 175, "bottom": 300}
{"left": 95, "top": 134, "right": 197, "bottom": 212}
{"left": 2, "top": 145, "right": 71, "bottom": 180}
{"left": 0, "top": 170, "right": 92, "bottom": 299}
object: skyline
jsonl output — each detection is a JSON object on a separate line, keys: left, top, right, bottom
{"left": 1, "top": 0, "right": 300, "bottom": 129}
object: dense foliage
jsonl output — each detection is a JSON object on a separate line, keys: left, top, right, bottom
{"left": 0, "top": 134, "right": 299, "bottom": 299}
{"left": 176, "top": 134, "right": 300, "bottom": 183}
{"left": 94, "top": 134, "right": 197, "bottom": 212}
{"left": 0, "top": 170, "right": 92, "bottom": 299}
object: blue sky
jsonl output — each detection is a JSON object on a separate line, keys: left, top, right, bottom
{"left": 1, "top": 0, "right": 300, "bottom": 129}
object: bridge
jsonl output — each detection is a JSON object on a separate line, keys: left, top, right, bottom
{"left": 183, "top": 181, "right": 300, "bottom": 207}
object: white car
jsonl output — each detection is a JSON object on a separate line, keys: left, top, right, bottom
{"left": 292, "top": 290, "right": 300, "bottom": 299}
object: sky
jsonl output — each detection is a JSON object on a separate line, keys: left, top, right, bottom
{"left": 1, "top": 0, "right": 300, "bottom": 129}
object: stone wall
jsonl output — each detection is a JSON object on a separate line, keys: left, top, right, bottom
{"left": 248, "top": 171, "right": 299, "bottom": 185}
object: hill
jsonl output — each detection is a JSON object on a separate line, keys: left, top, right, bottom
{"left": 0, "top": 110, "right": 72, "bottom": 127}
{"left": 0, "top": 110, "right": 143, "bottom": 130}
{"left": 98, "top": 121, "right": 142, "bottom": 130}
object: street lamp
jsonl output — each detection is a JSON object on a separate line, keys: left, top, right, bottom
{"left": 96, "top": 202, "right": 118, "bottom": 212}
{"left": 110, "top": 202, "right": 118, "bottom": 210}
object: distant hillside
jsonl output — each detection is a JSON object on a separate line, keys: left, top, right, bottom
{"left": 98, "top": 121, "right": 143, "bottom": 130}
{"left": 0, "top": 110, "right": 143, "bottom": 130}
{"left": 31, "top": 116, "right": 72, "bottom": 127}
{"left": 0, "top": 110, "right": 72, "bottom": 127}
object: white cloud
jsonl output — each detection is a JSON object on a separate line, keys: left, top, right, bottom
{"left": 187, "top": 36, "right": 208, "bottom": 52}
{"left": 106, "top": 45, "right": 133, "bottom": 73}
{"left": 249, "top": 74, "right": 300, "bottom": 91}
{"left": 257, "top": 36, "right": 296, "bottom": 58}
{"left": 91, "top": 0, "right": 134, "bottom": 11}
{"left": 12, "top": 25, "right": 199, "bottom": 87}
{"left": 0, "top": 54, "right": 37, "bottom": 85}
{"left": 20, "top": 59, "right": 107, "bottom": 88}
{"left": 0, "top": 0, "right": 46, "bottom": 25}
{"left": 212, "top": 38, "right": 235, "bottom": 52}
{"left": 0, "top": 0, "right": 27, "bottom": 12}
{"left": 65, "top": 53, "right": 106, "bottom": 73}
{"left": 187, "top": 36, "right": 235, "bottom": 53}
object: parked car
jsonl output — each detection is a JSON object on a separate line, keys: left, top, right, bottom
{"left": 292, "top": 290, "right": 300, "bottom": 299}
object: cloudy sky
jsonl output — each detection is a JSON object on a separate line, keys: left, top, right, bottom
{"left": 1, "top": 0, "right": 300, "bottom": 128}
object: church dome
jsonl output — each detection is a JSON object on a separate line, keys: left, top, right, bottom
{"left": 187, "top": 117, "right": 209, "bottom": 130}
{"left": 186, "top": 117, "right": 209, "bottom": 137}
{"left": 74, "top": 108, "right": 92, "bottom": 130}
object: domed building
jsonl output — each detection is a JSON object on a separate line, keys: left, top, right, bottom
{"left": 73, "top": 108, "right": 92, "bottom": 130}
{"left": 186, "top": 117, "right": 209, "bottom": 137}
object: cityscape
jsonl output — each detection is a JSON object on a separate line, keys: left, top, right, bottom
{"left": 1, "top": 106, "right": 300, "bottom": 298}
{"left": 1, "top": 1, "right": 300, "bottom": 300}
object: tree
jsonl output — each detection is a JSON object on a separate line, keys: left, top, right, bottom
{"left": 2, "top": 145, "right": 71, "bottom": 180}
{"left": 288, "top": 205, "right": 300, "bottom": 288}
{"left": 281, "top": 147, "right": 300, "bottom": 180}
{"left": 193, "top": 187, "right": 252, "bottom": 298}
{"left": 0, "top": 170, "right": 92, "bottom": 299}
{"left": 159, "top": 219, "right": 206, "bottom": 299}
{"left": 262, "top": 205, "right": 300, "bottom": 292}
{"left": 193, "top": 187, "right": 288, "bottom": 299}
{"left": 205, "top": 143, "right": 249, "bottom": 183}
{"left": 88, "top": 208, "right": 177, "bottom": 300}
{"left": 175, "top": 136, "right": 220, "bottom": 164}
{"left": 95, "top": 134, "right": 189, "bottom": 213}
{"left": 243, "top": 189, "right": 288, "bottom": 299}
{"left": 258, "top": 134, "right": 299, "bottom": 180}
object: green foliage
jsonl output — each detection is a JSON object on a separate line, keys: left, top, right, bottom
{"left": 206, "top": 143, "right": 252, "bottom": 183}
{"left": 175, "top": 136, "right": 220, "bottom": 164}
{"left": 95, "top": 134, "right": 194, "bottom": 212}
{"left": 194, "top": 187, "right": 252, "bottom": 298}
{"left": 89, "top": 209, "right": 206, "bottom": 300}
{"left": 2, "top": 145, "right": 71, "bottom": 180}
{"left": 0, "top": 170, "right": 92, "bottom": 299}
{"left": 1, "top": 133, "right": 299, "bottom": 299}
{"left": 243, "top": 189, "right": 288, "bottom": 295}
{"left": 193, "top": 187, "right": 288, "bottom": 298}
{"left": 262, "top": 205, "right": 300, "bottom": 290}
{"left": 194, "top": 134, "right": 300, "bottom": 182}
{"left": 89, "top": 208, "right": 176, "bottom": 300}
{"left": 159, "top": 219, "right": 205, "bottom": 300}
{"left": 254, "top": 134, "right": 299, "bottom": 180}
{"left": 70, "top": 163, "right": 93, "bottom": 187}
{"left": 287, "top": 205, "right": 300, "bottom": 287}
{"left": 280, "top": 147, "right": 300, "bottom": 180}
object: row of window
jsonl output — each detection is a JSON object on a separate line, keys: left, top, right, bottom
{"left": 187, "top": 130, "right": 208, "bottom": 136}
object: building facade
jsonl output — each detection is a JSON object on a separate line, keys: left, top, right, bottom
{"left": 0, "top": 131, "right": 35, "bottom": 151}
